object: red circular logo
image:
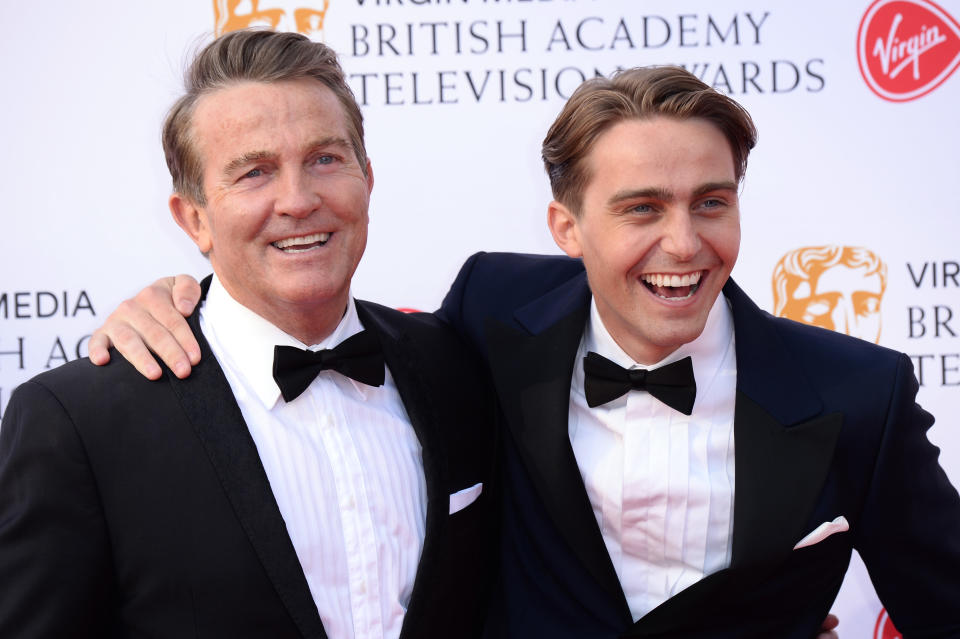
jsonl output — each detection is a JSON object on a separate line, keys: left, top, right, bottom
{"left": 857, "top": 0, "right": 960, "bottom": 101}
{"left": 874, "top": 608, "right": 902, "bottom": 639}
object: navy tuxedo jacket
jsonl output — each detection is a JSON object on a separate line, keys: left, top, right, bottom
{"left": 0, "top": 281, "right": 498, "bottom": 639}
{"left": 439, "top": 251, "right": 960, "bottom": 639}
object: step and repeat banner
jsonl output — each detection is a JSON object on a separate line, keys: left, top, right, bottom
{"left": 2, "top": 1, "right": 958, "bottom": 636}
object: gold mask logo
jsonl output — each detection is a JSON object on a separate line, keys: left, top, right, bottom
{"left": 214, "top": 0, "right": 331, "bottom": 39}
{"left": 772, "top": 245, "right": 888, "bottom": 343}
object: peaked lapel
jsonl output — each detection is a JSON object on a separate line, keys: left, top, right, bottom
{"left": 485, "top": 272, "right": 632, "bottom": 622}
{"left": 626, "top": 280, "right": 844, "bottom": 635}
{"left": 168, "top": 277, "right": 326, "bottom": 639}
{"left": 354, "top": 301, "right": 448, "bottom": 639}
{"left": 723, "top": 279, "right": 842, "bottom": 570}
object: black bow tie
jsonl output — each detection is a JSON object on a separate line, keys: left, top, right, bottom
{"left": 272, "top": 330, "right": 385, "bottom": 402}
{"left": 582, "top": 351, "right": 696, "bottom": 415}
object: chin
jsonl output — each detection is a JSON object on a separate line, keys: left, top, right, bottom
{"left": 653, "top": 324, "right": 708, "bottom": 350}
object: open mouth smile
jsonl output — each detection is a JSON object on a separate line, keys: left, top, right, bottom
{"left": 272, "top": 232, "right": 331, "bottom": 253}
{"left": 640, "top": 271, "right": 703, "bottom": 300}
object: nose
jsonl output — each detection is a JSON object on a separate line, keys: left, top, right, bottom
{"left": 660, "top": 212, "right": 701, "bottom": 261}
{"left": 275, "top": 169, "right": 321, "bottom": 219}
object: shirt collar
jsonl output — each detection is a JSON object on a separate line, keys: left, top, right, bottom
{"left": 575, "top": 292, "right": 735, "bottom": 399}
{"left": 199, "top": 274, "right": 367, "bottom": 409}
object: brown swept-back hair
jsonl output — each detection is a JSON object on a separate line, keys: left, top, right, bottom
{"left": 542, "top": 66, "right": 757, "bottom": 215}
{"left": 163, "top": 29, "right": 366, "bottom": 206}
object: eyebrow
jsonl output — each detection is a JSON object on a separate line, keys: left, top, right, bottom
{"left": 607, "top": 181, "right": 739, "bottom": 207}
{"left": 221, "top": 137, "right": 354, "bottom": 176}
{"left": 223, "top": 150, "right": 275, "bottom": 176}
{"left": 307, "top": 136, "right": 353, "bottom": 154}
{"left": 693, "top": 181, "right": 739, "bottom": 196}
{"left": 608, "top": 187, "right": 672, "bottom": 206}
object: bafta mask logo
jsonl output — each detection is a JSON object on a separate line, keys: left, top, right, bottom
{"left": 214, "top": 0, "right": 331, "bottom": 39}
{"left": 772, "top": 245, "right": 888, "bottom": 343}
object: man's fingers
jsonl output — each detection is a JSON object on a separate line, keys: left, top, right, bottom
{"left": 89, "top": 300, "right": 165, "bottom": 380}
{"left": 87, "top": 332, "right": 113, "bottom": 366}
{"left": 88, "top": 276, "right": 202, "bottom": 380}
{"left": 102, "top": 299, "right": 187, "bottom": 379}
{"left": 170, "top": 274, "right": 202, "bottom": 364}
{"left": 108, "top": 319, "right": 165, "bottom": 380}
{"left": 816, "top": 612, "right": 839, "bottom": 639}
{"left": 135, "top": 282, "right": 200, "bottom": 369}
{"left": 171, "top": 274, "right": 202, "bottom": 320}
{"left": 170, "top": 318, "right": 201, "bottom": 366}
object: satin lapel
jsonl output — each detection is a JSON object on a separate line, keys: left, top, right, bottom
{"left": 355, "top": 301, "right": 447, "bottom": 639}
{"left": 730, "top": 394, "right": 842, "bottom": 568}
{"left": 724, "top": 279, "right": 843, "bottom": 569}
{"left": 169, "top": 278, "right": 326, "bottom": 639}
{"left": 486, "top": 274, "right": 630, "bottom": 616}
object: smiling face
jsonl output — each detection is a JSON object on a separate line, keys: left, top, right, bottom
{"left": 548, "top": 116, "right": 740, "bottom": 364}
{"left": 170, "top": 79, "right": 373, "bottom": 343}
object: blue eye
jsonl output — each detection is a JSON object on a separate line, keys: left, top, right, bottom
{"left": 243, "top": 168, "right": 262, "bottom": 179}
{"left": 315, "top": 155, "right": 335, "bottom": 165}
{"left": 631, "top": 203, "right": 653, "bottom": 214}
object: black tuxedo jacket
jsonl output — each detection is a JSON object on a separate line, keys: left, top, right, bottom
{"left": 439, "top": 251, "right": 960, "bottom": 639}
{"left": 0, "top": 287, "right": 497, "bottom": 638}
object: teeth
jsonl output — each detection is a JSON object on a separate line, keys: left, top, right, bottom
{"left": 641, "top": 271, "right": 702, "bottom": 287}
{"left": 273, "top": 232, "right": 330, "bottom": 249}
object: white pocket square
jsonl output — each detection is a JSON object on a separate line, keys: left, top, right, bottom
{"left": 793, "top": 516, "right": 849, "bottom": 550}
{"left": 449, "top": 482, "right": 483, "bottom": 515}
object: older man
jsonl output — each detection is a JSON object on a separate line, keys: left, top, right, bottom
{"left": 89, "top": 67, "right": 946, "bottom": 637}
{"left": 0, "top": 30, "right": 495, "bottom": 639}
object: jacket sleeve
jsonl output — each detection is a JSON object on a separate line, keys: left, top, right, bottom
{"left": 436, "top": 252, "right": 485, "bottom": 336}
{"left": 0, "top": 380, "right": 117, "bottom": 638}
{"left": 854, "top": 353, "right": 960, "bottom": 638}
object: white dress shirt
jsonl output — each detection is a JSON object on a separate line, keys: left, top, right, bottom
{"left": 569, "top": 295, "right": 737, "bottom": 621}
{"left": 199, "top": 276, "right": 426, "bottom": 639}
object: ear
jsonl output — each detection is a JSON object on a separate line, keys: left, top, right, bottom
{"left": 547, "top": 200, "right": 583, "bottom": 258}
{"left": 364, "top": 158, "right": 374, "bottom": 195}
{"left": 169, "top": 193, "right": 212, "bottom": 254}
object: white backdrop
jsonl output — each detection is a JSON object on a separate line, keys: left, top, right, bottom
{"left": 2, "top": 1, "right": 959, "bottom": 637}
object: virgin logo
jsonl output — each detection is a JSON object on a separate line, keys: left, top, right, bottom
{"left": 857, "top": 0, "right": 960, "bottom": 101}
{"left": 874, "top": 608, "right": 902, "bottom": 639}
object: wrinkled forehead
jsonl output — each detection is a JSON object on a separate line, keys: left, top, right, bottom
{"left": 190, "top": 79, "right": 352, "bottom": 175}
